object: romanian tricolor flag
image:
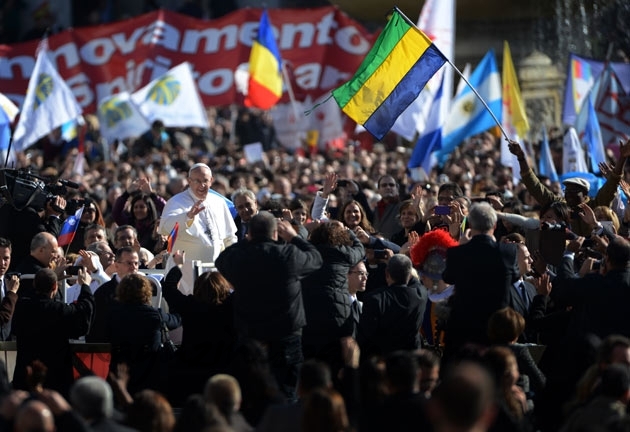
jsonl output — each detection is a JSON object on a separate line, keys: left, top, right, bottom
{"left": 167, "top": 222, "right": 179, "bottom": 253}
{"left": 245, "top": 10, "right": 283, "bottom": 110}
{"left": 332, "top": 10, "right": 446, "bottom": 140}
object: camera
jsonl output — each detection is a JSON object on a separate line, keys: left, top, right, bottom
{"left": 66, "top": 197, "right": 94, "bottom": 215}
{"left": 541, "top": 221, "right": 566, "bottom": 231}
{"left": 65, "top": 266, "right": 83, "bottom": 276}
{"left": 270, "top": 209, "right": 284, "bottom": 218}
{"left": 0, "top": 168, "right": 78, "bottom": 211}
{"left": 373, "top": 249, "right": 388, "bottom": 259}
{"left": 434, "top": 205, "right": 451, "bottom": 215}
{"left": 5, "top": 271, "right": 21, "bottom": 278}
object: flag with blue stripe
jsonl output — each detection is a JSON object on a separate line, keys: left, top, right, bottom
{"left": 437, "top": 50, "right": 502, "bottom": 164}
{"left": 408, "top": 74, "right": 444, "bottom": 174}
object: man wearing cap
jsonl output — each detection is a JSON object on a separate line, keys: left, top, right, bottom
{"left": 160, "top": 163, "right": 237, "bottom": 294}
{"left": 509, "top": 138, "right": 630, "bottom": 236}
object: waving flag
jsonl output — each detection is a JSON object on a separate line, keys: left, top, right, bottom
{"left": 391, "top": 0, "right": 455, "bottom": 141}
{"left": 500, "top": 41, "right": 529, "bottom": 181}
{"left": 562, "top": 54, "right": 630, "bottom": 125}
{"left": 438, "top": 50, "right": 502, "bottom": 163}
{"left": 132, "top": 62, "right": 208, "bottom": 128}
{"left": 209, "top": 188, "right": 237, "bottom": 218}
{"left": 13, "top": 41, "right": 82, "bottom": 153}
{"left": 58, "top": 206, "right": 84, "bottom": 247}
{"left": 408, "top": 74, "right": 444, "bottom": 175}
{"left": 245, "top": 10, "right": 283, "bottom": 110}
{"left": 98, "top": 92, "right": 151, "bottom": 142}
{"left": 563, "top": 127, "right": 589, "bottom": 174}
{"left": 583, "top": 98, "right": 606, "bottom": 173}
{"left": 166, "top": 222, "right": 179, "bottom": 253}
{"left": 538, "top": 125, "right": 558, "bottom": 182}
{"left": 0, "top": 92, "right": 18, "bottom": 158}
{"left": 332, "top": 9, "right": 446, "bottom": 140}
{"left": 592, "top": 66, "right": 629, "bottom": 146}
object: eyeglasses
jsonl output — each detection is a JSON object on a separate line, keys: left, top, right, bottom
{"left": 117, "top": 260, "right": 139, "bottom": 267}
{"left": 349, "top": 271, "right": 368, "bottom": 278}
{"left": 189, "top": 178, "right": 211, "bottom": 187}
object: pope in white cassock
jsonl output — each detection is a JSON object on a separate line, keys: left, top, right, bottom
{"left": 159, "top": 163, "right": 237, "bottom": 294}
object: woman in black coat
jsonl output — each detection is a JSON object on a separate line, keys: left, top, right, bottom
{"left": 301, "top": 221, "right": 364, "bottom": 370}
{"left": 162, "top": 252, "right": 236, "bottom": 403}
{"left": 108, "top": 273, "right": 181, "bottom": 396}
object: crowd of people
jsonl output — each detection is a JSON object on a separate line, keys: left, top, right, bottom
{"left": 0, "top": 107, "right": 629, "bottom": 432}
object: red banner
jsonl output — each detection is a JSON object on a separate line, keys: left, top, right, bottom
{"left": 0, "top": 7, "right": 376, "bottom": 114}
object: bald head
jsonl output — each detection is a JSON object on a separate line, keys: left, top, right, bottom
{"left": 30, "top": 232, "right": 58, "bottom": 268}
{"left": 14, "top": 400, "right": 55, "bottom": 432}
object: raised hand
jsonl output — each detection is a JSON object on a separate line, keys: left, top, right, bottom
{"left": 578, "top": 202, "right": 598, "bottom": 228}
{"left": 186, "top": 200, "right": 206, "bottom": 220}
{"left": 322, "top": 172, "right": 338, "bottom": 197}
{"left": 507, "top": 139, "right": 525, "bottom": 159}
{"left": 598, "top": 162, "right": 614, "bottom": 179}
{"left": 533, "top": 272, "right": 552, "bottom": 297}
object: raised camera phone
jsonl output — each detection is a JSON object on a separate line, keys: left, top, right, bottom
{"left": 373, "top": 249, "right": 387, "bottom": 259}
{"left": 337, "top": 180, "right": 349, "bottom": 187}
{"left": 270, "top": 209, "right": 284, "bottom": 218}
{"left": 434, "top": 205, "right": 451, "bottom": 215}
{"left": 65, "top": 266, "right": 83, "bottom": 276}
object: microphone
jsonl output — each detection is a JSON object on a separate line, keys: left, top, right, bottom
{"left": 59, "top": 179, "right": 80, "bottom": 189}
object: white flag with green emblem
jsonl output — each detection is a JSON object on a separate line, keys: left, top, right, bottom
{"left": 97, "top": 92, "right": 151, "bottom": 143}
{"left": 131, "top": 62, "right": 209, "bottom": 128}
{"left": 13, "top": 42, "right": 82, "bottom": 153}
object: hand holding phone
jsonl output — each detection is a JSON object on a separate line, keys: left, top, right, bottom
{"left": 434, "top": 205, "right": 451, "bottom": 215}
{"left": 65, "top": 266, "right": 83, "bottom": 276}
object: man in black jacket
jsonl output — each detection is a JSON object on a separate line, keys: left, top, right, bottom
{"left": 86, "top": 247, "right": 139, "bottom": 343}
{"left": 12, "top": 268, "right": 94, "bottom": 396}
{"left": 358, "top": 254, "right": 427, "bottom": 357}
{"left": 442, "top": 202, "right": 519, "bottom": 355}
{"left": 215, "top": 211, "right": 322, "bottom": 402}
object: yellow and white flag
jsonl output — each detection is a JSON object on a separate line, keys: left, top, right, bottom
{"left": 132, "top": 62, "right": 209, "bottom": 128}
{"left": 98, "top": 92, "right": 151, "bottom": 143}
{"left": 13, "top": 42, "right": 82, "bottom": 152}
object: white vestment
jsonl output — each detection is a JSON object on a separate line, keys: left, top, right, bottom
{"left": 159, "top": 189, "right": 237, "bottom": 294}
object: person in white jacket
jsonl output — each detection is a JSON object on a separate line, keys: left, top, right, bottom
{"left": 159, "top": 163, "right": 237, "bottom": 294}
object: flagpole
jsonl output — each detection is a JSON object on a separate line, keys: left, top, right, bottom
{"left": 281, "top": 63, "right": 299, "bottom": 120}
{"left": 393, "top": 6, "right": 510, "bottom": 141}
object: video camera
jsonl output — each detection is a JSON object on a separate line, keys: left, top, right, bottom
{"left": 0, "top": 168, "right": 79, "bottom": 211}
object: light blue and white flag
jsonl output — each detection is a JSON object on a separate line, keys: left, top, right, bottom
{"left": 408, "top": 74, "right": 444, "bottom": 175}
{"left": 584, "top": 98, "right": 606, "bottom": 174}
{"left": 437, "top": 50, "right": 502, "bottom": 164}
{"left": 538, "top": 125, "right": 558, "bottom": 182}
{"left": 12, "top": 41, "right": 82, "bottom": 153}
{"left": 132, "top": 62, "right": 209, "bottom": 128}
{"left": 563, "top": 127, "right": 589, "bottom": 174}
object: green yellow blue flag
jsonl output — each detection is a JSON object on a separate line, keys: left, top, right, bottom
{"left": 332, "top": 10, "right": 446, "bottom": 140}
